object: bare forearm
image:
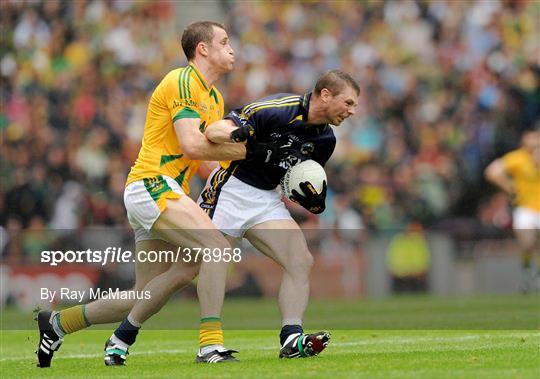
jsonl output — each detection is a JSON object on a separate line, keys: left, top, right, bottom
{"left": 190, "top": 138, "right": 246, "bottom": 161}
{"left": 174, "top": 118, "right": 245, "bottom": 161}
{"left": 205, "top": 119, "right": 238, "bottom": 143}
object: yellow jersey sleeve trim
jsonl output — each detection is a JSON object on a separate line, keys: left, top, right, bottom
{"left": 178, "top": 67, "right": 193, "bottom": 100}
{"left": 173, "top": 107, "right": 200, "bottom": 122}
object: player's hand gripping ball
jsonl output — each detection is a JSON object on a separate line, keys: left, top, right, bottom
{"left": 281, "top": 160, "right": 328, "bottom": 214}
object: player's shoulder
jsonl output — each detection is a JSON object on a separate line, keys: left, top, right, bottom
{"left": 326, "top": 125, "right": 337, "bottom": 138}
{"left": 250, "top": 93, "right": 303, "bottom": 107}
{"left": 322, "top": 125, "right": 337, "bottom": 145}
{"left": 259, "top": 92, "right": 302, "bottom": 102}
{"left": 502, "top": 148, "right": 527, "bottom": 162}
{"left": 501, "top": 148, "right": 530, "bottom": 172}
{"left": 159, "top": 66, "right": 196, "bottom": 89}
{"left": 242, "top": 93, "right": 302, "bottom": 119}
{"left": 161, "top": 68, "right": 183, "bottom": 84}
{"left": 155, "top": 68, "right": 182, "bottom": 93}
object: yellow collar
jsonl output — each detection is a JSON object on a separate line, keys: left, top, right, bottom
{"left": 189, "top": 63, "right": 210, "bottom": 92}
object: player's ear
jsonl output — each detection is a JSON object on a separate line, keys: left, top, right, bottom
{"left": 320, "top": 88, "right": 332, "bottom": 103}
{"left": 197, "top": 42, "right": 209, "bottom": 57}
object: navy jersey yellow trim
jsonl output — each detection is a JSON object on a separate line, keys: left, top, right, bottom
{"left": 241, "top": 95, "right": 301, "bottom": 117}
{"left": 224, "top": 92, "right": 336, "bottom": 190}
{"left": 199, "top": 164, "right": 239, "bottom": 218}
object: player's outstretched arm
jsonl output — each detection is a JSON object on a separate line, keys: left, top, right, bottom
{"left": 484, "top": 158, "right": 515, "bottom": 195}
{"left": 174, "top": 118, "right": 246, "bottom": 161}
{"left": 205, "top": 119, "right": 239, "bottom": 143}
{"left": 204, "top": 117, "right": 288, "bottom": 164}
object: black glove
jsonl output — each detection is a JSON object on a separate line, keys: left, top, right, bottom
{"left": 245, "top": 141, "right": 289, "bottom": 165}
{"left": 290, "top": 180, "right": 327, "bottom": 214}
{"left": 230, "top": 124, "right": 256, "bottom": 143}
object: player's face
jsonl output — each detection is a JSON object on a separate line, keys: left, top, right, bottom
{"left": 207, "top": 26, "right": 235, "bottom": 73}
{"left": 323, "top": 86, "right": 359, "bottom": 126}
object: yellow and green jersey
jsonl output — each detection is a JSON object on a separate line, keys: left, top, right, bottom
{"left": 502, "top": 148, "right": 540, "bottom": 211}
{"left": 127, "top": 63, "right": 224, "bottom": 195}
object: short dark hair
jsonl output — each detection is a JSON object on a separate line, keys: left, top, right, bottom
{"left": 181, "top": 21, "right": 226, "bottom": 61}
{"left": 314, "top": 70, "right": 360, "bottom": 97}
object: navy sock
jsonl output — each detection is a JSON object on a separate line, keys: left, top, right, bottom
{"left": 280, "top": 324, "right": 304, "bottom": 346}
{"left": 113, "top": 318, "right": 140, "bottom": 346}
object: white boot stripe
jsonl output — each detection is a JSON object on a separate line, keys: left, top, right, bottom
{"left": 211, "top": 355, "right": 223, "bottom": 363}
{"left": 40, "top": 345, "right": 50, "bottom": 354}
{"left": 50, "top": 340, "right": 63, "bottom": 350}
{"left": 282, "top": 333, "right": 301, "bottom": 347}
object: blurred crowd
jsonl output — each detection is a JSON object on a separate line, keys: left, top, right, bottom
{"left": 222, "top": 0, "right": 539, "bottom": 232}
{"left": 1, "top": 0, "right": 539, "bottom": 261}
{"left": 1, "top": 0, "right": 177, "bottom": 235}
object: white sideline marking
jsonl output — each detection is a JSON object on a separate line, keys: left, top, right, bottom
{"left": 2, "top": 333, "right": 538, "bottom": 362}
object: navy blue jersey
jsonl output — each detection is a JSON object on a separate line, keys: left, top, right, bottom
{"left": 225, "top": 92, "right": 336, "bottom": 190}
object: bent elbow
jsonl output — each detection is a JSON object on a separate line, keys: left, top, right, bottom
{"left": 204, "top": 125, "right": 220, "bottom": 143}
{"left": 484, "top": 162, "right": 500, "bottom": 182}
{"left": 184, "top": 149, "right": 201, "bottom": 161}
{"left": 204, "top": 129, "right": 215, "bottom": 143}
{"left": 181, "top": 143, "right": 202, "bottom": 160}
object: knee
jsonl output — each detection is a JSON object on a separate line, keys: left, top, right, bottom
{"left": 285, "top": 250, "right": 314, "bottom": 276}
{"left": 168, "top": 263, "right": 200, "bottom": 288}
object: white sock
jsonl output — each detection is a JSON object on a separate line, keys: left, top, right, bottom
{"left": 110, "top": 334, "right": 131, "bottom": 351}
{"left": 200, "top": 344, "right": 224, "bottom": 355}
{"left": 282, "top": 318, "right": 302, "bottom": 327}
{"left": 51, "top": 312, "right": 66, "bottom": 338}
{"left": 127, "top": 314, "right": 142, "bottom": 328}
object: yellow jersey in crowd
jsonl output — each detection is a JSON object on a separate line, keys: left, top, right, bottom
{"left": 502, "top": 148, "right": 540, "bottom": 211}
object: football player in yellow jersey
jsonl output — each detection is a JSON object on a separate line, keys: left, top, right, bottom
{"left": 36, "top": 21, "right": 286, "bottom": 367}
{"left": 485, "top": 127, "right": 540, "bottom": 293}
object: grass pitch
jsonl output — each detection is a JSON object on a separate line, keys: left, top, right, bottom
{"left": 1, "top": 295, "right": 539, "bottom": 378}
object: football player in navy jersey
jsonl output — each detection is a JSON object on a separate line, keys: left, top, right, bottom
{"left": 197, "top": 70, "right": 359, "bottom": 359}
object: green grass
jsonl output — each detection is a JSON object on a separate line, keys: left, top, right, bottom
{"left": 1, "top": 295, "right": 539, "bottom": 378}
{"left": 1, "top": 330, "right": 539, "bottom": 378}
{"left": 2, "top": 295, "right": 539, "bottom": 330}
